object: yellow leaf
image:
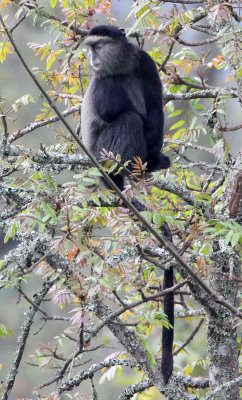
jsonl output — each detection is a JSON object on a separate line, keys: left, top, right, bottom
{"left": 122, "top": 311, "right": 127, "bottom": 320}
{"left": 69, "top": 75, "right": 77, "bottom": 85}
{"left": 74, "top": 297, "right": 81, "bottom": 303}
{"left": 0, "top": 42, "right": 13, "bottom": 63}
{"left": 185, "top": 64, "right": 192, "bottom": 74}
{"left": 46, "top": 53, "right": 56, "bottom": 70}
{"left": 213, "top": 59, "right": 218, "bottom": 68}
{"left": 146, "top": 323, "right": 152, "bottom": 336}
{"left": 184, "top": 364, "right": 193, "bottom": 375}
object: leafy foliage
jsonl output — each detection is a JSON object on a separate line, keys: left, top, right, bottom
{"left": 0, "top": 1, "right": 241, "bottom": 400}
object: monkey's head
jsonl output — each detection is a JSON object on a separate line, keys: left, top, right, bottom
{"left": 84, "top": 25, "right": 136, "bottom": 76}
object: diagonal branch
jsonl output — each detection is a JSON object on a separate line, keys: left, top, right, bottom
{"left": 1, "top": 279, "right": 56, "bottom": 400}
{"left": 58, "top": 358, "right": 138, "bottom": 393}
{"left": 118, "top": 380, "right": 153, "bottom": 400}
{"left": 8, "top": 104, "right": 81, "bottom": 143}
{"left": 173, "top": 319, "right": 204, "bottom": 355}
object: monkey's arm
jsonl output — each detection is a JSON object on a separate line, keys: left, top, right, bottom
{"left": 137, "top": 51, "right": 170, "bottom": 171}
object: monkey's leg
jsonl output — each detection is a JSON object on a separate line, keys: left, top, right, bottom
{"left": 98, "top": 174, "right": 124, "bottom": 191}
{"left": 147, "top": 153, "right": 171, "bottom": 172}
{"left": 95, "top": 112, "right": 147, "bottom": 190}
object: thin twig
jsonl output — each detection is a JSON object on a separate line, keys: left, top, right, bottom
{"left": 18, "top": 288, "right": 49, "bottom": 317}
{"left": 164, "top": 139, "right": 215, "bottom": 154}
{"left": 173, "top": 319, "right": 204, "bottom": 355}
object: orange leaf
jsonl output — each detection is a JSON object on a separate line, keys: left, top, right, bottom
{"left": 216, "top": 55, "right": 224, "bottom": 62}
{"left": 180, "top": 60, "right": 187, "bottom": 69}
{"left": 225, "top": 75, "right": 232, "bottom": 82}
{"left": 0, "top": 0, "right": 11, "bottom": 8}
{"left": 68, "top": 244, "right": 78, "bottom": 261}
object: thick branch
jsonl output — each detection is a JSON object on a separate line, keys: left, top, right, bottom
{"left": 164, "top": 88, "right": 237, "bottom": 103}
{"left": 118, "top": 380, "right": 153, "bottom": 400}
{"left": 58, "top": 358, "right": 137, "bottom": 393}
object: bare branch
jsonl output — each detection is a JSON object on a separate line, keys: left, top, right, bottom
{"left": 58, "top": 358, "right": 138, "bottom": 393}
{"left": 164, "top": 88, "right": 238, "bottom": 103}
{"left": 8, "top": 104, "right": 81, "bottom": 143}
{"left": 1, "top": 279, "right": 56, "bottom": 400}
{"left": 173, "top": 319, "right": 204, "bottom": 355}
{"left": 118, "top": 380, "right": 153, "bottom": 400}
{"left": 203, "top": 376, "right": 242, "bottom": 400}
{"left": 164, "top": 139, "right": 215, "bottom": 154}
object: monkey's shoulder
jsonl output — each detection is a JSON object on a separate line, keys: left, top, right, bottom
{"left": 135, "top": 47, "right": 162, "bottom": 89}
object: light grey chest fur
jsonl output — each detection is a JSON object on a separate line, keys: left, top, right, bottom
{"left": 81, "top": 78, "right": 102, "bottom": 149}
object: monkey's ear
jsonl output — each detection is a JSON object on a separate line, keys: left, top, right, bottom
{"left": 119, "top": 28, "right": 126, "bottom": 36}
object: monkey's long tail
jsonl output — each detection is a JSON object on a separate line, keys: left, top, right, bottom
{"left": 132, "top": 199, "right": 174, "bottom": 384}
{"left": 161, "top": 265, "right": 174, "bottom": 385}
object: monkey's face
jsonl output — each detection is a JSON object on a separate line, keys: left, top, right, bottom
{"left": 84, "top": 36, "right": 135, "bottom": 76}
{"left": 89, "top": 42, "right": 109, "bottom": 72}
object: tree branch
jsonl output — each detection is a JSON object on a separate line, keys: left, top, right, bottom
{"left": 204, "top": 376, "right": 242, "bottom": 400}
{"left": 58, "top": 358, "right": 138, "bottom": 393}
{"left": 173, "top": 319, "right": 204, "bottom": 355}
{"left": 8, "top": 104, "right": 81, "bottom": 143}
{"left": 1, "top": 279, "right": 56, "bottom": 400}
{"left": 118, "top": 380, "right": 153, "bottom": 400}
{"left": 164, "top": 88, "right": 238, "bottom": 103}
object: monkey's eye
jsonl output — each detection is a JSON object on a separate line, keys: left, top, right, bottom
{"left": 94, "top": 43, "right": 103, "bottom": 51}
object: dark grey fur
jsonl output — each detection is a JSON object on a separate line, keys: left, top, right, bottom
{"left": 81, "top": 25, "right": 170, "bottom": 189}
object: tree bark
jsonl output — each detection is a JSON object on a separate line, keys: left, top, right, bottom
{"left": 207, "top": 152, "right": 241, "bottom": 400}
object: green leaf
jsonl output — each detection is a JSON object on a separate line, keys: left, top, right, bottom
{"left": 0, "top": 260, "right": 5, "bottom": 270}
{"left": 225, "top": 230, "right": 233, "bottom": 246}
{"left": 192, "top": 103, "right": 205, "bottom": 111}
{"left": 51, "top": 0, "right": 58, "bottom": 7}
{"left": 231, "top": 232, "right": 240, "bottom": 248}
{"left": 236, "top": 67, "right": 242, "bottom": 80}
{"left": 197, "top": 193, "right": 213, "bottom": 203}
{"left": 88, "top": 169, "right": 103, "bottom": 177}
{"left": 166, "top": 101, "right": 174, "bottom": 113}
{"left": 189, "top": 116, "right": 197, "bottom": 129}
{"left": 62, "top": 0, "right": 69, "bottom": 8}
{"left": 91, "top": 194, "right": 101, "bottom": 207}
{"left": 142, "top": 211, "right": 153, "bottom": 224}
{"left": 146, "top": 347, "right": 156, "bottom": 369}
{"left": 0, "top": 324, "right": 13, "bottom": 338}
{"left": 4, "top": 223, "right": 17, "bottom": 243}
{"left": 172, "top": 128, "right": 186, "bottom": 139}
{"left": 170, "top": 120, "right": 185, "bottom": 130}
{"left": 33, "top": 14, "right": 39, "bottom": 26}
{"left": 168, "top": 109, "right": 183, "bottom": 118}
{"left": 153, "top": 212, "right": 164, "bottom": 226}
